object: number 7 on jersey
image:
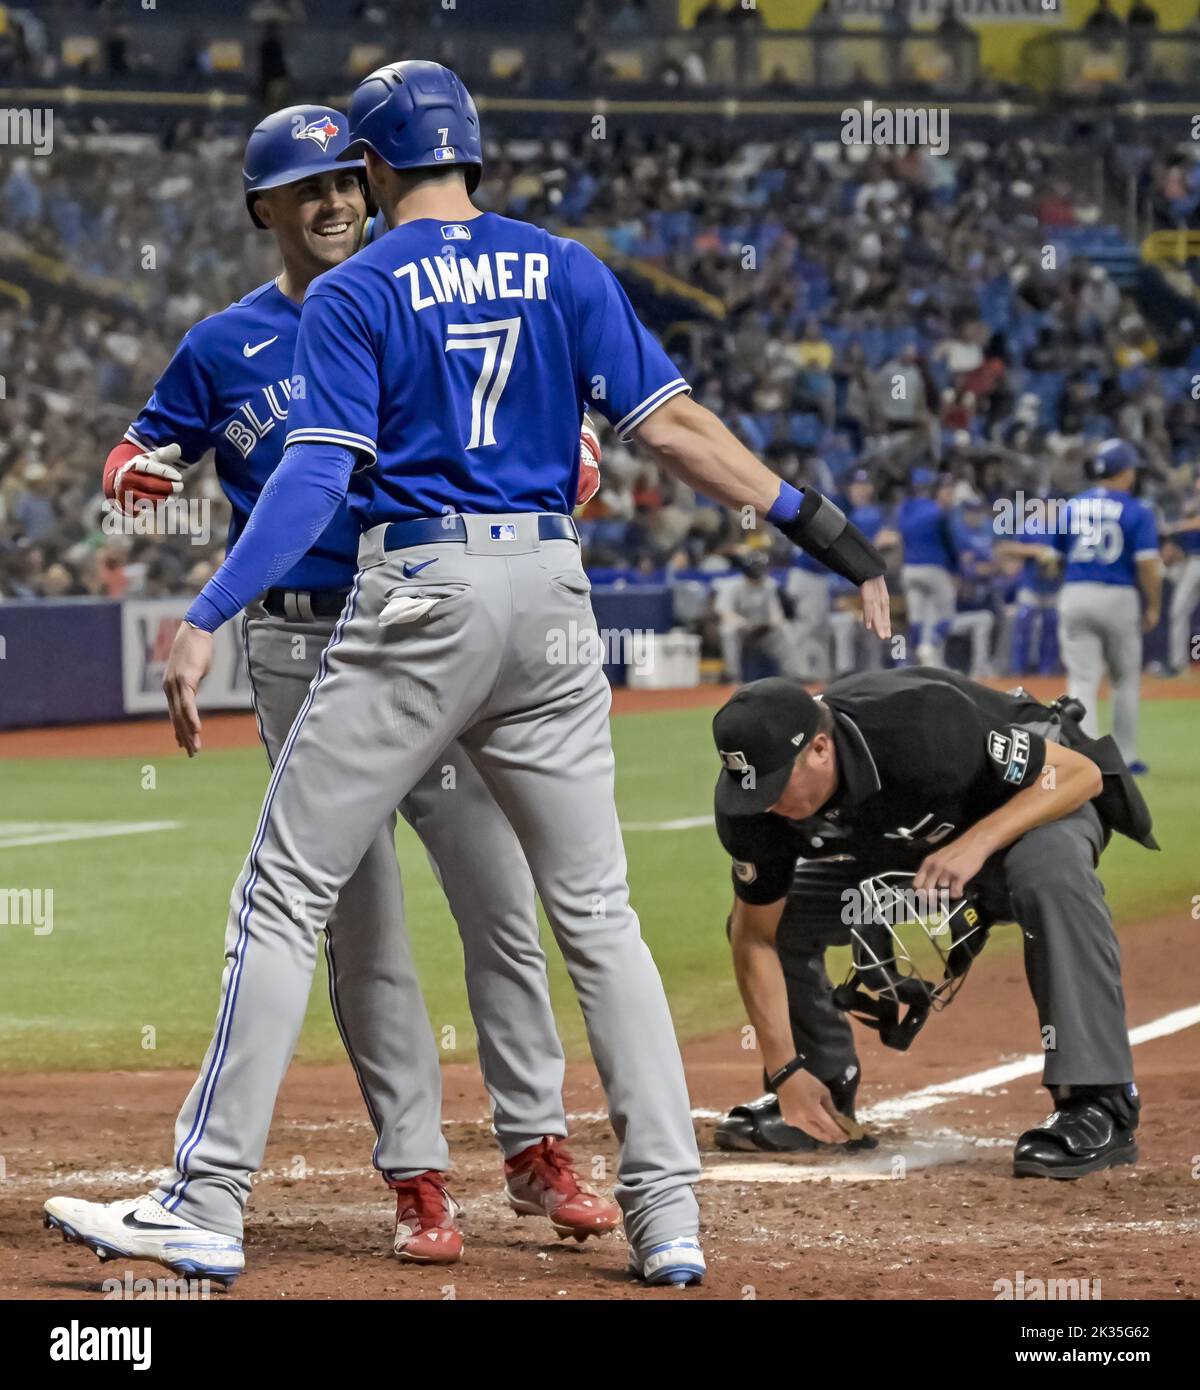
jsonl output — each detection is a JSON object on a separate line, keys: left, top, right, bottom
{"left": 445, "top": 317, "right": 522, "bottom": 450}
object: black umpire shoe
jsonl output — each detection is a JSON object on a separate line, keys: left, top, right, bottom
{"left": 1013, "top": 1085, "right": 1140, "bottom": 1180}
{"left": 714, "top": 1064, "right": 877, "bottom": 1154}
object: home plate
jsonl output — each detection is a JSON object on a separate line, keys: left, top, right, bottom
{"left": 701, "top": 1134, "right": 979, "bottom": 1184}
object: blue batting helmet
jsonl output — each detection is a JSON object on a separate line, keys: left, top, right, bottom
{"left": 1087, "top": 438, "right": 1141, "bottom": 481}
{"left": 338, "top": 60, "right": 482, "bottom": 194}
{"left": 243, "top": 105, "right": 365, "bottom": 228}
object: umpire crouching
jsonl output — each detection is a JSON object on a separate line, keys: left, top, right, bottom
{"left": 711, "top": 668, "right": 1157, "bottom": 1178}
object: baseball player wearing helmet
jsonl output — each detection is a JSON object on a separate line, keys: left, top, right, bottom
{"left": 44, "top": 104, "right": 618, "bottom": 1285}
{"left": 710, "top": 670, "right": 1156, "bottom": 1177}
{"left": 1053, "top": 439, "right": 1162, "bottom": 774}
{"left": 128, "top": 60, "right": 889, "bottom": 1288}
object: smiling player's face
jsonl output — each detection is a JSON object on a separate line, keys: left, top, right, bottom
{"left": 255, "top": 170, "right": 367, "bottom": 275}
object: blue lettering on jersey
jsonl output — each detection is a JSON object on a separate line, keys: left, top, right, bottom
{"left": 283, "top": 211, "right": 690, "bottom": 527}
{"left": 126, "top": 280, "right": 359, "bottom": 593}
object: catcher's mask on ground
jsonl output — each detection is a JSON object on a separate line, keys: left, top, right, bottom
{"left": 831, "top": 872, "right": 992, "bottom": 1051}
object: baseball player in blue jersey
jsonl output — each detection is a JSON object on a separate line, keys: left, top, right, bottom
{"left": 892, "top": 468, "right": 962, "bottom": 667}
{"left": 1002, "top": 507, "right": 1062, "bottom": 677}
{"left": 1053, "top": 439, "right": 1161, "bottom": 774}
{"left": 44, "top": 103, "right": 620, "bottom": 1283}
{"left": 69, "top": 62, "right": 889, "bottom": 1289}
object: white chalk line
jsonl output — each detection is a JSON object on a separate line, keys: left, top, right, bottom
{"left": 621, "top": 815, "right": 714, "bottom": 832}
{"left": 860, "top": 1002, "right": 1200, "bottom": 1125}
{"left": 11, "top": 1003, "right": 1197, "bottom": 1194}
{"left": 0, "top": 821, "right": 181, "bottom": 850}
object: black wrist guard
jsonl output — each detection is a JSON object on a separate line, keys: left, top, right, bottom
{"left": 762, "top": 1054, "right": 808, "bottom": 1093}
{"left": 776, "top": 489, "right": 886, "bottom": 585}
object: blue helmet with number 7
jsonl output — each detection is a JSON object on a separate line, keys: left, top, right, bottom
{"left": 338, "top": 60, "right": 482, "bottom": 194}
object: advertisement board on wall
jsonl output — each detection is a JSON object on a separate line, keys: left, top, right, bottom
{"left": 120, "top": 599, "right": 252, "bottom": 716}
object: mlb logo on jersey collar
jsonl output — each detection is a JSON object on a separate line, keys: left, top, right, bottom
{"left": 441, "top": 223, "right": 472, "bottom": 241}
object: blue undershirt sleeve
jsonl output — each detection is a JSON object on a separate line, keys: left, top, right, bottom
{"left": 185, "top": 443, "right": 356, "bottom": 631}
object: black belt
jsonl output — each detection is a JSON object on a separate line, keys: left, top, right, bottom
{"left": 381, "top": 513, "right": 577, "bottom": 551}
{"left": 260, "top": 587, "right": 351, "bottom": 621}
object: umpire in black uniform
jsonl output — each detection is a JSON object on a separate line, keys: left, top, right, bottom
{"left": 710, "top": 667, "right": 1156, "bottom": 1177}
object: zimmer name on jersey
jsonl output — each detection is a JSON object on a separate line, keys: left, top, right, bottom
{"left": 396, "top": 249, "right": 550, "bottom": 312}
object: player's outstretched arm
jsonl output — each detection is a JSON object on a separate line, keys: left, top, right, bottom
{"left": 634, "top": 394, "right": 891, "bottom": 638}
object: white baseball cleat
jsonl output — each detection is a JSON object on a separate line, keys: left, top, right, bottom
{"left": 628, "top": 1236, "right": 706, "bottom": 1287}
{"left": 43, "top": 1195, "right": 244, "bottom": 1287}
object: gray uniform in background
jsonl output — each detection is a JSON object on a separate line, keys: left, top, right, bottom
{"left": 900, "top": 564, "right": 958, "bottom": 667}
{"left": 1168, "top": 553, "right": 1200, "bottom": 671}
{"left": 157, "top": 519, "right": 701, "bottom": 1255}
{"left": 1058, "top": 584, "right": 1143, "bottom": 763}
{"left": 151, "top": 598, "right": 568, "bottom": 1228}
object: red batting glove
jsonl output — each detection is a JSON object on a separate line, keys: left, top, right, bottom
{"left": 577, "top": 412, "right": 602, "bottom": 508}
{"left": 103, "top": 440, "right": 185, "bottom": 515}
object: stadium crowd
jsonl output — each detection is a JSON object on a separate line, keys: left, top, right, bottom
{"left": 2, "top": 127, "right": 1199, "bottom": 680}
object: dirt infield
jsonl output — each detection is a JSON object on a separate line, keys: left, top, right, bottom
{"left": 2, "top": 912, "right": 1195, "bottom": 1302}
{"left": 3, "top": 673, "right": 1196, "bottom": 760}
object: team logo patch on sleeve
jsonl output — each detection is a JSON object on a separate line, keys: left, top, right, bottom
{"left": 989, "top": 727, "right": 1031, "bottom": 784}
{"left": 733, "top": 860, "right": 758, "bottom": 884}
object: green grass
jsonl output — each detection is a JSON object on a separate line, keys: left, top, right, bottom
{"left": 0, "top": 698, "right": 1195, "bottom": 1072}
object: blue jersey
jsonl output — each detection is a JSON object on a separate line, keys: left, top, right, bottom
{"left": 283, "top": 212, "right": 688, "bottom": 526}
{"left": 896, "top": 496, "right": 958, "bottom": 571}
{"left": 128, "top": 281, "right": 360, "bottom": 593}
{"left": 1053, "top": 487, "right": 1158, "bottom": 587}
{"left": 848, "top": 502, "right": 885, "bottom": 542}
{"left": 1016, "top": 509, "right": 1059, "bottom": 597}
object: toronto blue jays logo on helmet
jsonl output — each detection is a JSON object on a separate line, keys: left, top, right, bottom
{"left": 294, "top": 115, "right": 341, "bottom": 151}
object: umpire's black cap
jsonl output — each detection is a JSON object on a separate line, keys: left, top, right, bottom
{"left": 712, "top": 678, "right": 824, "bottom": 816}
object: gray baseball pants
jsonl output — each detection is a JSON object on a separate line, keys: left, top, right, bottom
{"left": 153, "top": 597, "right": 569, "bottom": 1226}
{"left": 1058, "top": 582, "right": 1143, "bottom": 763}
{"left": 1168, "top": 554, "right": 1200, "bottom": 671}
{"left": 156, "top": 515, "right": 700, "bottom": 1256}
{"left": 901, "top": 564, "right": 957, "bottom": 667}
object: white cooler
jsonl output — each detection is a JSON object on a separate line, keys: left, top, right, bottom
{"left": 625, "top": 629, "right": 701, "bottom": 690}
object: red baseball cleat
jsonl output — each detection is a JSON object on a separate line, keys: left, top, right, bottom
{"left": 504, "top": 1137, "right": 622, "bottom": 1242}
{"left": 390, "top": 1171, "right": 463, "bottom": 1265}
